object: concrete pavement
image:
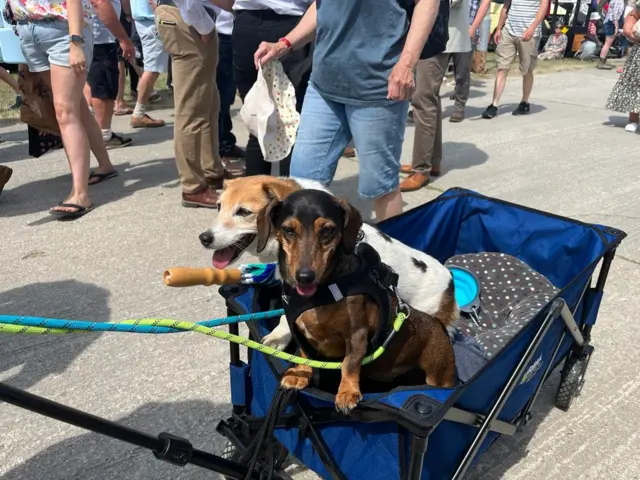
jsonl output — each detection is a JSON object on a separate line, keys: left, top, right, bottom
{"left": 1, "top": 67, "right": 639, "bottom": 480}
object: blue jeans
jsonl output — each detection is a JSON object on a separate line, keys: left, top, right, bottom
{"left": 217, "top": 33, "right": 237, "bottom": 155}
{"left": 290, "top": 84, "right": 409, "bottom": 199}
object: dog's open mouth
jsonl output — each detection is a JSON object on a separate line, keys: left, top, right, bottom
{"left": 211, "top": 235, "right": 255, "bottom": 269}
{"left": 296, "top": 284, "right": 318, "bottom": 297}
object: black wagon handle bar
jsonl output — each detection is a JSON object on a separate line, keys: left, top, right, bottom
{"left": 0, "top": 382, "right": 277, "bottom": 480}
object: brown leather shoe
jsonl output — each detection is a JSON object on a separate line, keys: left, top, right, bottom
{"left": 182, "top": 187, "right": 219, "bottom": 208}
{"left": 400, "top": 164, "right": 413, "bottom": 174}
{"left": 449, "top": 109, "right": 465, "bottom": 123}
{"left": 131, "top": 114, "right": 166, "bottom": 129}
{"left": 343, "top": 147, "right": 356, "bottom": 158}
{"left": 400, "top": 172, "right": 430, "bottom": 192}
{"left": 0, "top": 165, "right": 13, "bottom": 196}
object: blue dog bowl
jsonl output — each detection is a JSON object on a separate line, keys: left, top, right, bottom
{"left": 448, "top": 266, "right": 481, "bottom": 313}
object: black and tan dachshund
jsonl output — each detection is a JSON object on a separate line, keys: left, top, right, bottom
{"left": 257, "top": 189, "right": 456, "bottom": 413}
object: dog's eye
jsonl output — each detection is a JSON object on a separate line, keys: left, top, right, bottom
{"left": 320, "top": 226, "right": 336, "bottom": 240}
{"left": 281, "top": 226, "right": 296, "bottom": 238}
{"left": 235, "top": 207, "right": 252, "bottom": 217}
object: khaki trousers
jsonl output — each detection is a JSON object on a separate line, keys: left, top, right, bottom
{"left": 156, "top": 5, "right": 223, "bottom": 194}
{"left": 411, "top": 53, "right": 449, "bottom": 173}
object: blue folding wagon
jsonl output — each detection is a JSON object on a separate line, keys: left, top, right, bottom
{"left": 215, "top": 187, "right": 626, "bottom": 480}
{"left": 0, "top": 187, "right": 626, "bottom": 480}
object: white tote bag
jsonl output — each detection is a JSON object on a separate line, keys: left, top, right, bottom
{"left": 240, "top": 60, "right": 300, "bottom": 163}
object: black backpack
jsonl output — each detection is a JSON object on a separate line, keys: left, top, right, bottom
{"left": 398, "top": 0, "right": 450, "bottom": 60}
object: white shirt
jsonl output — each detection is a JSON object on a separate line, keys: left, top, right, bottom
{"left": 446, "top": 0, "right": 473, "bottom": 53}
{"left": 214, "top": 7, "right": 233, "bottom": 35}
{"left": 173, "top": 0, "right": 217, "bottom": 35}
{"left": 93, "top": 0, "right": 122, "bottom": 44}
{"left": 233, "top": 0, "right": 313, "bottom": 17}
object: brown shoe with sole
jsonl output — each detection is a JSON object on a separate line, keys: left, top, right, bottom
{"left": 0, "top": 165, "right": 13, "bottom": 196}
{"left": 182, "top": 187, "right": 219, "bottom": 208}
{"left": 400, "top": 164, "right": 413, "bottom": 174}
{"left": 400, "top": 172, "right": 430, "bottom": 192}
{"left": 131, "top": 114, "right": 166, "bottom": 129}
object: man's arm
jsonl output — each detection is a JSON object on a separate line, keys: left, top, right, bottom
{"left": 90, "top": 0, "right": 131, "bottom": 43}
{"left": 470, "top": 0, "right": 491, "bottom": 37}
{"left": 397, "top": 0, "right": 440, "bottom": 69}
{"left": 522, "top": 0, "right": 551, "bottom": 40}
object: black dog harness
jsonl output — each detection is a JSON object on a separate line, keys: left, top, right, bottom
{"left": 281, "top": 243, "right": 403, "bottom": 362}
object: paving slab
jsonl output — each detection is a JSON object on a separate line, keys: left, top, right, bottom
{"left": 1, "top": 67, "right": 639, "bottom": 480}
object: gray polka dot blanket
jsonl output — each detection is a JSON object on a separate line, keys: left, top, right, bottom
{"left": 446, "top": 252, "right": 558, "bottom": 361}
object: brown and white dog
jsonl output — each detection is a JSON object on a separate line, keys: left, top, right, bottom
{"left": 199, "top": 175, "right": 458, "bottom": 350}
{"left": 257, "top": 189, "right": 457, "bottom": 412}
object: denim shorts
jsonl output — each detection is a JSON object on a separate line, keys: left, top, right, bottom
{"left": 290, "top": 83, "right": 409, "bottom": 199}
{"left": 16, "top": 20, "right": 93, "bottom": 73}
{"left": 135, "top": 18, "right": 168, "bottom": 73}
{"left": 603, "top": 20, "right": 616, "bottom": 37}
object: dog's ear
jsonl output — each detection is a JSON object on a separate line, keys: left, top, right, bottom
{"left": 256, "top": 199, "right": 282, "bottom": 253}
{"left": 337, "top": 198, "right": 363, "bottom": 254}
{"left": 262, "top": 180, "right": 295, "bottom": 202}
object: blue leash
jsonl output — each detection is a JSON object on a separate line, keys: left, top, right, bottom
{"left": 0, "top": 309, "right": 285, "bottom": 334}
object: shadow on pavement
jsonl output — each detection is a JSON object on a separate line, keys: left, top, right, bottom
{"left": 467, "top": 369, "right": 562, "bottom": 479}
{"left": 603, "top": 115, "right": 629, "bottom": 128}
{"left": 439, "top": 141, "right": 489, "bottom": 176}
{"left": 0, "top": 158, "right": 179, "bottom": 219}
{"left": 1, "top": 399, "right": 231, "bottom": 480}
{"left": 0, "top": 280, "right": 110, "bottom": 390}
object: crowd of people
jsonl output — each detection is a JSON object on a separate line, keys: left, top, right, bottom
{"left": 0, "top": 0, "right": 639, "bottom": 221}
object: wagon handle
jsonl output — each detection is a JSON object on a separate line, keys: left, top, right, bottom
{"left": 163, "top": 267, "right": 242, "bottom": 287}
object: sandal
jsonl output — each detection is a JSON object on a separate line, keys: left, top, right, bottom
{"left": 114, "top": 107, "right": 134, "bottom": 116}
{"left": 49, "top": 203, "right": 95, "bottom": 219}
{"left": 88, "top": 170, "right": 118, "bottom": 185}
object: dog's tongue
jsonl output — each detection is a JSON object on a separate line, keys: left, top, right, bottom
{"left": 296, "top": 285, "right": 318, "bottom": 297}
{"left": 212, "top": 248, "right": 235, "bottom": 269}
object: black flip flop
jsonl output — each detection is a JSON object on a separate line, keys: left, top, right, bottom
{"left": 49, "top": 203, "right": 95, "bottom": 219}
{"left": 88, "top": 170, "right": 118, "bottom": 185}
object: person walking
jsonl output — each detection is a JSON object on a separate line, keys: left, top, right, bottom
{"left": 8, "top": 0, "right": 117, "bottom": 218}
{"left": 481, "top": 0, "right": 550, "bottom": 119}
{"left": 130, "top": 0, "right": 167, "bottom": 127}
{"left": 400, "top": 0, "right": 490, "bottom": 192}
{"left": 83, "top": 0, "right": 135, "bottom": 153}
{"left": 598, "top": 0, "right": 625, "bottom": 69}
{"left": 255, "top": 0, "right": 445, "bottom": 221}
{"left": 606, "top": 2, "right": 640, "bottom": 132}
{"left": 213, "top": 7, "right": 246, "bottom": 163}
{"left": 155, "top": 0, "right": 231, "bottom": 208}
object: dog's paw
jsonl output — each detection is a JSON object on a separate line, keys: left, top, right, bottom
{"left": 280, "top": 368, "right": 311, "bottom": 390}
{"left": 334, "top": 389, "right": 362, "bottom": 414}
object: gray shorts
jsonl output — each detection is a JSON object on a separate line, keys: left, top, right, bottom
{"left": 134, "top": 18, "right": 168, "bottom": 73}
{"left": 16, "top": 20, "right": 93, "bottom": 73}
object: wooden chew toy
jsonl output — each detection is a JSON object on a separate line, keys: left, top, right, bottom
{"left": 163, "top": 267, "right": 243, "bottom": 287}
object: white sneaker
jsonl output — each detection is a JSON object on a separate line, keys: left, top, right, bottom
{"left": 624, "top": 122, "right": 638, "bottom": 133}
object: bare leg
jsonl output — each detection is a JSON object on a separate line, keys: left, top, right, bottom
{"left": 134, "top": 71, "right": 158, "bottom": 110}
{"left": 0, "top": 66, "right": 20, "bottom": 94}
{"left": 374, "top": 187, "right": 402, "bottom": 221}
{"left": 522, "top": 72, "right": 534, "bottom": 103}
{"left": 492, "top": 68, "right": 509, "bottom": 106}
{"left": 92, "top": 97, "right": 115, "bottom": 132}
{"left": 83, "top": 82, "right": 93, "bottom": 109}
{"left": 115, "top": 60, "right": 130, "bottom": 111}
{"left": 599, "top": 36, "right": 615, "bottom": 61}
{"left": 629, "top": 112, "right": 639, "bottom": 123}
{"left": 47, "top": 67, "right": 92, "bottom": 212}
{"left": 80, "top": 96, "right": 114, "bottom": 173}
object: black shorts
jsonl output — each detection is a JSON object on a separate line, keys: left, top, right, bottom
{"left": 87, "top": 43, "right": 120, "bottom": 100}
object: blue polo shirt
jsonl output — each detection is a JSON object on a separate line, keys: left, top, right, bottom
{"left": 311, "top": 0, "right": 409, "bottom": 106}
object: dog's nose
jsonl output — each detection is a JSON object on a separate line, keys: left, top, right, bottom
{"left": 199, "top": 231, "right": 214, "bottom": 248}
{"left": 296, "top": 268, "right": 316, "bottom": 286}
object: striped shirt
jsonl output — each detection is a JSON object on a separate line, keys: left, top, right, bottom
{"left": 505, "top": 0, "right": 541, "bottom": 37}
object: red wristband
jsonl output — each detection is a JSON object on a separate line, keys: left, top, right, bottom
{"left": 279, "top": 37, "right": 292, "bottom": 50}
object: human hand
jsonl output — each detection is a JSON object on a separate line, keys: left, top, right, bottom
{"left": 119, "top": 38, "right": 135, "bottom": 60}
{"left": 387, "top": 61, "right": 415, "bottom": 101}
{"left": 522, "top": 27, "right": 535, "bottom": 41}
{"left": 69, "top": 43, "right": 86, "bottom": 75}
{"left": 494, "top": 28, "right": 502, "bottom": 45}
{"left": 254, "top": 41, "right": 289, "bottom": 69}
{"left": 469, "top": 25, "right": 477, "bottom": 41}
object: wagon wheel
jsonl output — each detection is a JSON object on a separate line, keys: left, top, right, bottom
{"left": 221, "top": 439, "right": 289, "bottom": 479}
{"left": 555, "top": 345, "right": 594, "bottom": 412}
